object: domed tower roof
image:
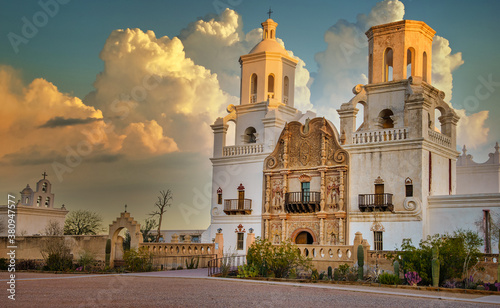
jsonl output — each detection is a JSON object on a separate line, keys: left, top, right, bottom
{"left": 21, "top": 184, "right": 33, "bottom": 195}
{"left": 248, "top": 18, "right": 288, "bottom": 56}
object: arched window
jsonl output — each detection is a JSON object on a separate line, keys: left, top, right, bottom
{"left": 378, "top": 109, "right": 394, "bottom": 129}
{"left": 270, "top": 30, "right": 274, "bottom": 39}
{"left": 37, "top": 196, "right": 41, "bottom": 207}
{"left": 25, "top": 197, "right": 29, "bottom": 204}
{"left": 45, "top": 197, "right": 50, "bottom": 207}
{"left": 423, "top": 52, "right": 428, "bottom": 82}
{"left": 384, "top": 48, "right": 393, "bottom": 82}
{"left": 283, "top": 76, "right": 289, "bottom": 103}
{"left": 244, "top": 127, "right": 257, "bottom": 143}
{"left": 405, "top": 178, "right": 413, "bottom": 197}
{"left": 226, "top": 120, "right": 236, "bottom": 146}
{"left": 264, "top": 30, "right": 268, "bottom": 39}
{"left": 42, "top": 182, "right": 47, "bottom": 192}
{"left": 250, "top": 74, "right": 257, "bottom": 103}
{"left": 434, "top": 108, "right": 444, "bottom": 133}
{"left": 268, "top": 74, "right": 275, "bottom": 94}
{"left": 407, "top": 48, "right": 415, "bottom": 78}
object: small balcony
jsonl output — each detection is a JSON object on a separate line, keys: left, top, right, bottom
{"left": 285, "top": 192, "right": 321, "bottom": 213}
{"left": 224, "top": 199, "right": 252, "bottom": 215}
{"left": 358, "top": 194, "right": 394, "bottom": 212}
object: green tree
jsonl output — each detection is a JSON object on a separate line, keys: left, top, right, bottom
{"left": 247, "top": 237, "right": 311, "bottom": 278}
{"left": 64, "top": 210, "right": 103, "bottom": 235}
{"left": 141, "top": 218, "right": 157, "bottom": 242}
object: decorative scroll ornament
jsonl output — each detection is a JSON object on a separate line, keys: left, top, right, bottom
{"left": 374, "top": 176, "right": 384, "bottom": 184}
{"left": 299, "top": 174, "right": 312, "bottom": 183}
{"left": 235, "top": 224, "right": 246, "bottom": 233}
{"left": 370, "top": 221, "right": 385, "bottom": 232}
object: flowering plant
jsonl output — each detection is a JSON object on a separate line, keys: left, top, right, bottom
{"left": 405, "top": 271, "right": 422, "bottom": 286}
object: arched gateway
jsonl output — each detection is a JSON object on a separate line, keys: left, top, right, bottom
{"left": 108, "top": 212, "right": 143, "bottom": 268}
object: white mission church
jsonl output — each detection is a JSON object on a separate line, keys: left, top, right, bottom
{"left": 203, "top": 17, "right": 500, "bottom": 254}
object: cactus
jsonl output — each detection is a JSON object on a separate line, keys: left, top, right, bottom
{"left": 328, "top": 266, "right": 333, "bottom": 280}
{"left": 333, "top": 268, "right": 339, "bottom": 281}
{"left": 357, "top": 244, "right": 364, "bottom": 281}
{"left": 393, "top": 260, "right": 399, "bottom": 278}
{"left": 105, "top": 239, "right": 111, "bottom": 267}
{"left": 431, "top": 246, "right": 440, "bottom": 287}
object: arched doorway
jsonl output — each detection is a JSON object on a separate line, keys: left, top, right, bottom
{"left": 108, "top": 212, "right": 143, "bottom": 268}
{"left": 294, "top": 230, "right": 314, "bottom": 244}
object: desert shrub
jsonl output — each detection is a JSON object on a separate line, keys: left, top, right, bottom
{"left": 247, "top": 237, "right": 311, "bottom": 278}
{"left": 40, "top": 237, "right": 73, "bottom": 271}
{"left": 394, "top": 230, "right": 482, "bottom": 285}
{"left": 379, "top": 272, "right": 400, "bottom": 285}
{"left": 123, "top": 247, "right": 153, "bottom": 272}
{"left": 237, "top": 264, "right": 259, "bottom": 278}
{"left": 78, "top": 250, "right": 96, "bottom": 271}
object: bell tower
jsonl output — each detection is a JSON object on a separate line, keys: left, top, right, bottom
{"left": 239, "top": 18, "right": 298, "bottom": 107}
{"left": 366, "top": 20, "right": 435, "bottom": 84}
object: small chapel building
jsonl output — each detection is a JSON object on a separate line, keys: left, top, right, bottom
{"left": 0, "top": 173, "right": 68, "bottom": 236}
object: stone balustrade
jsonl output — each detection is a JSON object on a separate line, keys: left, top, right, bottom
{"left": 352, "top": 128, "right": 409, "bottom": 145}
{"left": 296, "top": 244, "right": 355, "bottom": 263}
{"left": 140, "top": 242, "right": 215, "bottom": 256}
{"left": 223, "top": 143, "right": 264, "bottom": 157}
{"left": 428, "top": 130, "right": 452, "bottom": 148}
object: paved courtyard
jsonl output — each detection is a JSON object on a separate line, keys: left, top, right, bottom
{"left": 2, "top": 270, "right": 500, "bottom": 307}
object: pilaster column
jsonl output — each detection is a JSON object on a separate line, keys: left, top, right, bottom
{"left": 339, "top": 218, "right": 344, "bottom": 245}
{"left": 338, "top": 169, "right": 345, "bottom": 211}
{"left": 281, "top": 171, "right": 288, "bottom": 213}
{"left": 264, "top": 174, "right": 271, "bottom": 213}
{"left": 320, "top": 169, "right": 326, "bottom": 212}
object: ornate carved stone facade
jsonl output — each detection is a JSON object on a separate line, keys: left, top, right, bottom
{"left": 263, "top": 118, "right": 349, "bottom": 245}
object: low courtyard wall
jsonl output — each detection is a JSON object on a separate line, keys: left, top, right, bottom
{"left": 0, "top": 235, "right": 108, "bottom": 261}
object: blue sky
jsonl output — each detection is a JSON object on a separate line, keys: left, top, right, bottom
{"left": 0, "top": 0, "right": 498, "bottom": 230}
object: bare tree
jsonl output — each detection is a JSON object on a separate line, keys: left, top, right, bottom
{"left": 44, "top": 220, "right": 63, "bottom": 235}
{"left": 64, "top": 210, "right": 104, "bottom": 235}
{"left": 150, "top": 189, "right": 172, "bottom": 242}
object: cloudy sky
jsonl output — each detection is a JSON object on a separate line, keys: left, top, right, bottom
{"left": 0, "top": 0, "right": 498, "bottom": 231}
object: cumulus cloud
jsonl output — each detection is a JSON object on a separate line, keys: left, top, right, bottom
{"left": 432, "top": 36, "right": 464, "bottom": 103}
{"left": 455, "top": 110, "right": 489, "bottom": 149}
{"left": 0, "top": 65, "right": 112, "bottom": 164}
{"left": 84, "top": 27, "right": 234, "bottom": 154}
{"left": 430, "top": 36, "right": 489, "bottom": 149}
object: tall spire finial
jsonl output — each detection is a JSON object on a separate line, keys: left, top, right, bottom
{"left": 495, "top": 142, "right": 499, "bottom": 153}
{"left": 42, "top": 171, "right": 48, "bottom": 179}
{"left": 267, "top": 7, "right": 273, "bottom": 19}
{"left": 124, "top": 204, "right": 127, "bottom": 213}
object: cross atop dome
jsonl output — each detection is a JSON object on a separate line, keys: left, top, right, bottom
{"left": 42, "top": 171, "right": 48, "bottom": 179}
{"left": 267, "top": 7, "right": 273, "bottom": 19}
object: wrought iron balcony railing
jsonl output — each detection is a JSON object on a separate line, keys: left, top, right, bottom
{"left": 284, "top": 192, "right": 321, "bottom": 213}
{"left": 224, "top": 199, "right": 252, "bottom": 215}
{"left": 358, "top": 193, "right": 394, "bottom": 212}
